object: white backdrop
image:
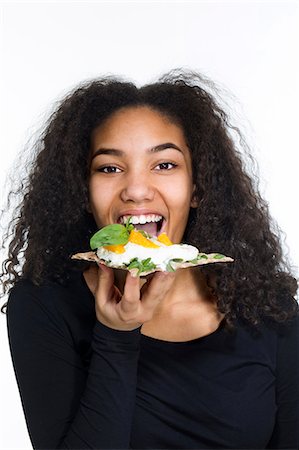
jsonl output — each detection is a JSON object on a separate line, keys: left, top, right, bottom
{"left": 0, "top": 1, "right": 298, "bottom": 449}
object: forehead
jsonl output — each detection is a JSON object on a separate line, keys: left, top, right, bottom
{"left": 90, "top": 106, "right": 187, "bottom": 148}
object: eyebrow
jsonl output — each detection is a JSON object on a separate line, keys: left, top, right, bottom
{"left": 91, "top": 142, "right": 183, "bottom": 160}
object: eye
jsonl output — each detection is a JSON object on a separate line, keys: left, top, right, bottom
{"left": 155, "top": 162, "right": 177, "bottom": 171}
{"left": 97, "top": 166, "right": 122, "bottom": 174}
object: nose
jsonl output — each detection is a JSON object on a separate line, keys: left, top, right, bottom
{"left": 120, "top": 173, "right": 155, "bottom": 203}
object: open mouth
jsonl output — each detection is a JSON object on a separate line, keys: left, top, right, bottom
{"left": 118, "top": 214, "right": 165, "bottom": 236}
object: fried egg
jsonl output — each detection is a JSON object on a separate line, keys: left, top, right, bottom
{"left": 97, "top": 240, "right": 198, "bottom": 271}
{"left": 71, "top": 229, "right": 234, "bottom": 276}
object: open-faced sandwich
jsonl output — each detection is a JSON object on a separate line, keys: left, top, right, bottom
{"left": 71, "top": 218, "right": 234, "bottom": 276}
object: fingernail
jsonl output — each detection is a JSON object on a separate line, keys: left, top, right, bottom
{"left": 98, "top": 263, "right": 108, "bottom": 272}
{"left": 128, "top": 269, "right": 139, "bottom": 278}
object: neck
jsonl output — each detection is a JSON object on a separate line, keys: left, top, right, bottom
{"left": 156, "top": 267, "right": 215, "bottom": 309}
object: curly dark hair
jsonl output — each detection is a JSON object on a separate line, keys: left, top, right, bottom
{"left": 1, "top": 68, "right": 298, "bottom": 328}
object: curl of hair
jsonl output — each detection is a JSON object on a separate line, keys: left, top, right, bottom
{"left": 1, "top": 68, "right": 298, "bottom": 329}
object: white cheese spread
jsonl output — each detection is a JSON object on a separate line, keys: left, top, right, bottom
{"left": 96, "top": 241, "right": 199, "bottom": 271}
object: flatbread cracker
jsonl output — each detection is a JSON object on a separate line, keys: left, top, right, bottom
{"left": 71, "top": 223, "right": 233, "bottom": 276}
{"left": 71, "top": 249, "right": 234, "bottom": 277}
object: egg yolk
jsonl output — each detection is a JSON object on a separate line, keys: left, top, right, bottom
{"left": 103, "top": 244, "right": 125, "bottom": 253}
{"left": 157, "top": 233, "right": 173, "bottom": 246}
{"left": 128, "top": 230, "right": 160, "bottom": 248}
{"left": 103, "top": 230, "right": 172, "bottom": 253}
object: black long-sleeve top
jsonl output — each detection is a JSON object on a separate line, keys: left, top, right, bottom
{"left": 6, "top": 270, "right": 299, "bottom": 449}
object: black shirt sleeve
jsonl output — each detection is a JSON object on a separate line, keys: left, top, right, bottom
{"left": 6, "top": 281, "right": 141, "bottom": 449}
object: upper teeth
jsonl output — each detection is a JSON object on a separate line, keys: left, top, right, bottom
{"left": 120, "top": 214, "right": 163, "bottom": 225}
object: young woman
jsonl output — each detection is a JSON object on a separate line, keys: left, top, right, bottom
{"left": 1, "top": 69, "right": 298, "bottom": 449}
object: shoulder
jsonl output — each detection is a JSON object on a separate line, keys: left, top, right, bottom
{"left": 6, "top": 274, "right": 96, "bottom": 373}
{"left": 8, "top": 276, "right": 69, "bottom": 312}
{"left": 262, "top": 313, "right": 299, "bottom": 340}
{"left": 6, "top": 278, "right": 69, "bottom": 335}
{"left": 261, "top": 313, "right": 299, "bottom": 372}
{"left": 6, "top": 271, "right": 94, "bottom": 334}
{"left": 232, "top": 313, "right": 299, "bottom": 360}
{"left": 275, "top": 314, "right": 299, "bottom": 357}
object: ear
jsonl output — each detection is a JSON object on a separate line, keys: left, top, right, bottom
{"left": 190, "top": 185, "right": 199, "bottom": 208}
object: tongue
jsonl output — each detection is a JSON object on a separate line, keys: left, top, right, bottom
{"left": 135, "top": 222, "right": 158, "bottom": 236}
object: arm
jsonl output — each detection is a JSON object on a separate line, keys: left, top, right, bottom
{"left": 7, "top": 282, "right": 141, "bottom": 449}
{"left": 266, "top": 314, "right": 299, "bottom": 449}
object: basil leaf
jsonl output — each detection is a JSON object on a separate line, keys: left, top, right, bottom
{"left": 90, "top": 224, "right": 129, "bottom": 250}
{"left": 141, "top": 258, "right": 156, "bottom": 272}
{"left": 138, "top": 230, "right": 149, "bottom": 238}
{"left": 198, "top": 254, "right": 208, "bottom": 260}
{"left": 125, "top": 217, "right": 134, "bottom": 233}
{"left": 141, "top": 257, "right": 152, "bottom": 265}
{"left": 127, "top": 257, "right": 156, "bottom": 275}
{"left": 127, "top": 258, "right": 141, "bottom": 270}
{"left": 213, "top": 253, "right": 225, "bottom": 259}
{"left": 165, "top": 258, "right": 184, "bottom": 271}
{"left": 166, "top": 261, "right": 175, "bottom": 272}
{"left": 188, "top": 258, "right": 199, "bottom": 264}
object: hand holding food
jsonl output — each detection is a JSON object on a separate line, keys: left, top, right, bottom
{"left": 93, "top": 264, "right": 175, "bottom": 331}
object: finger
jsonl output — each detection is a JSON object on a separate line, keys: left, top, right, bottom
{"left": 96, "top": 263, "right": 115, "bottom": 304}
{"left": 120, "top": 272, "right": 141, "bottom": 314}
{"left": 140, "top": 273, "right": 154, "bottom": 295}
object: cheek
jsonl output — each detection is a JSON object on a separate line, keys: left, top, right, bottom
{"left": 167, "top": 178, "right": 193, "bottom": 210}
{"left": 166, "top": 185, "right": 193, "bottom": 236}
{"left": 88, "top": 179, "right": 111, "bottom": 221}
{"left": 88, "top": 179, "right": 100, "bottom": 208}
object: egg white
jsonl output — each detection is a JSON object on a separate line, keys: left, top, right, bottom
{"left": 96, "top": 241, "right": 199, "bottom": 270}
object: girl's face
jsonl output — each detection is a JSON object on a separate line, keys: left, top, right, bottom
{"left": 88, "top": 106, "right": 197, "bottom": 243}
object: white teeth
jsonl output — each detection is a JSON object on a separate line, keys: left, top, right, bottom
{"left": 120, "top": 214, "right": 163, "bottom": 225}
